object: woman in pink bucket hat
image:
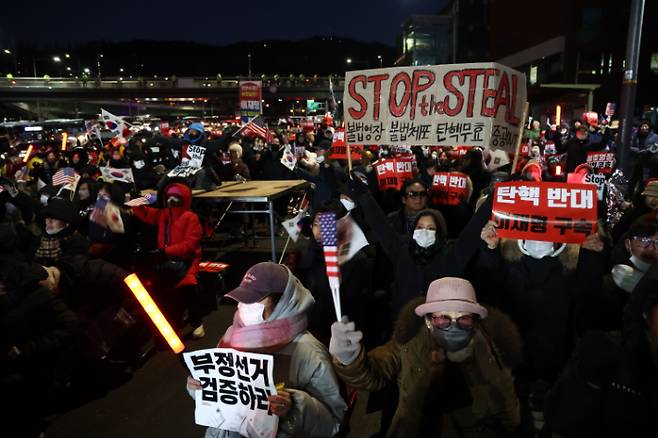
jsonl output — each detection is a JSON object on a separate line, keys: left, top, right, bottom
{"left": 329, "top": 277, "right": 522, "bottom": 437}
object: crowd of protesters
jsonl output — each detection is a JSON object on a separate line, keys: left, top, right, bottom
{"left": 1, "top": 111, "right": 658, "bottom": 437}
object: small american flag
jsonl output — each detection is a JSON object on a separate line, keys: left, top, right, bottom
{"left": 125, "top": 193, "right": 157, "bottom": 207}
{"left": 240, "top": 116, "right": 273, "bottom": 142}
{"left": 52, "top": 167, "right": 76, "bottom": 186}
{"left": 319, "top": 212, "right": 342, "bottom": 320}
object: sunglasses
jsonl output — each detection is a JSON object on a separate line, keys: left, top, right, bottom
{"left": 405, "top": 190, "right": 428, "bottom": 198}
{"left": 428, "top": 314, "right": 475, "bottom": 330}
{"left": 632, "top": 236, "right": 658, "bottom": 250}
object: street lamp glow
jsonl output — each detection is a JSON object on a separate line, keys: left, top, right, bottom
{"left": 66, "top": 66, "right": 71, "bottom": 71}
{"left": 346, "top": 58, "right": 352, "bottom": 64}
{"left": 65, "top": 53, "right": 70, "bottom": 58}
{"left": 3, "top": 49, "right": 11, "bottom": 55}
{"left": 119, "top": 68, "right": 124, "bottom": 72}
{"left": 53, "top": 56, "right": 61, "bottom": 62}
{"left": 83, "top": 68, "right": 90, "bottom": 74}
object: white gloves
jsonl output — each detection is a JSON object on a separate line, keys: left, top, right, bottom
{"left": 329, "top": 316, "right": 363, "bottom": 365}
{"left": 611, "top": 264, "right": 645, "bottom": 293}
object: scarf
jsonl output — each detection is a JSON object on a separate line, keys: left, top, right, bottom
{"left": 220, "top": 311, "right": 308, "bottom": 353}
{"left": 35, "top": 235, "right": 64, "bottom": 261}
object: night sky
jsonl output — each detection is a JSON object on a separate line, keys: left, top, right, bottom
{"left": 2, "top": 0, "right": 447, "bottom": 47}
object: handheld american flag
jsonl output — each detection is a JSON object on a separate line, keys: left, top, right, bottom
{"left": 237, "top": 115, "right": 273, "bottom": 142}
{"left": 125, "top": 192, "right": 157, "bottom": 207}
{"left": 319, "top": 212, "right": 342, "bottom": 321}
{"left": 52, "top": 167, "right": 76, "bottom": 186}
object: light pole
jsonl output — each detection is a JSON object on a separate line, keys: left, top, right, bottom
{"left": 377, "top": 55, "right": 382, "bottom": 68}
{"left": 97, "top": 53, "right": 103, "bottom": 78}
{"left": 248, "top": 54, "right": 252, "bottom": 78}
{"left": 617, "top": 0, "right": 646, "bottom": 175}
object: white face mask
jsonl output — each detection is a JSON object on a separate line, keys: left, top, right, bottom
{"left": 46, "top": 225, "right": 66, "bottom": 235}
{"left": 518, "top": 240, "right": 566, "bottom": 259}
{"left": 340, "top": 198, "right": 355, "bottom": 212}
{"left": 40, "top": 194, "right": 50, "bottom": 206}
{"left": 630, "top": 255, "right": 652, "bottom": 273}
{"left": 413, "top": 229, "right": 436, "bottom": 248}
{"left": 238, "top": 302, "right": 266, "bottom": 326}
{"left": 316, "top": 155, "right": 325, "bottom": 164}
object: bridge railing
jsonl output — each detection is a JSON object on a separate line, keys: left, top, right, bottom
{"left": 0, "top": 76, "right": 346, "bottom": 90}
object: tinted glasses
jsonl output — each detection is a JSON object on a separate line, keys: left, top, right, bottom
{"left": 428, "top": 314, "right": 475, "bottom": 330}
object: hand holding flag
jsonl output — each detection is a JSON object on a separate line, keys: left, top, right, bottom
{"left": 319, "top": 212, "right": 342, "bottom": 321}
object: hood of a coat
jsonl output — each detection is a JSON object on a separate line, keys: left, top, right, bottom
{"left": 161, "top": 182, "right": 193, "bottom": 215}
{"left": 393, "top": 296, "right": 523, "bottom": 370}
{"left": 267, "top": 265, "right": 315, "bottom": 322}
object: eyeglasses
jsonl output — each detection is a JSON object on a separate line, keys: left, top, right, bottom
{"left": 428, "top": 314, "right": 475, "bottom": 330}
{"left": 632, "top": 236, "right": 658, "bottom": 250}
{"left": 405, "top": 190, "right": 428, "bottom": 198}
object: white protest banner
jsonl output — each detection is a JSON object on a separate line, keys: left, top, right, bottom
{"left": 343, "top": 62, "right": 526, "bottom": 151}
{"left": 101, "top": 167, "right": 134, "bottom": 183}
{"left": 167, "top": 165, "right": 202, "bottom": 178}
{"left": 186, "top": 144, "right": 207, "bottom": 168}
{"left": 184, "top": 348, "right": 278, "bottom": 437}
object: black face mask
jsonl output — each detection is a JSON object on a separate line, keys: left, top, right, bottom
{"left": 429, "top": 322, "right": 474, "bottom": 352}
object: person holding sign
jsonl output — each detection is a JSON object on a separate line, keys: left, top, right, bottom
{"left": 186, "top": 262, "right": 346, "bottom": 437}
{"left": 478, "top": 214, "right": 607, "bottom": 433}
{"left": 329, "top": 277, "right": 521, "bottom": 437}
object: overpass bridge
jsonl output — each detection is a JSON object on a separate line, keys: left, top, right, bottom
{"left": 0, "top": 76, "right": 345, "bottom": 100}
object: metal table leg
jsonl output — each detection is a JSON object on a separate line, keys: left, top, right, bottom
{"left": 268, "top": 201, "right": 276, "bottom": 261}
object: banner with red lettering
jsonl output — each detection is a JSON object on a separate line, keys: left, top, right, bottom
{"left": 586, "top": 152, "right": 615, "bottom": 175}
{"left": 492, "top": 181, "right": 598, "bottom": 244}
{"left": 329, "top": 128, "right": 363, "bottom": 160}
{"left": 431, "top": 172, "right": 469, "bottom": 205}
{"left": 375, "top": 157, "right": 414, "bottom": 191}
{"left": 343, "top": 62, "right": 527, "bottom": 150}
{"left": 239, "top": 81, "right": 262, "bottom": 121}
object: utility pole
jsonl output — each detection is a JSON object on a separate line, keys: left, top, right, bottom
{"left": 617, "top": 0, "right": 645, "bottom": 175}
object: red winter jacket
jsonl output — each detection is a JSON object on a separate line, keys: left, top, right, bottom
{"left": 132, "top": 183, "right": 202, "bottom": 287}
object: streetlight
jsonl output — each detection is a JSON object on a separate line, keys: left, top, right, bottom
{"left": 83, "top": 68, "right": 90, "bottom": 74}
{"left": 65, "top": 53, "right": 70, "bottom": 59}
{"left": 346, "top": 58, "right": 352, "bottom": 64}
{"left": 378, "top": 55, "right": 382, "bottom": 67}
{"left": 3, "top": 49, "right": 11, "bottom": 55}
{"left": 53, "top": 56, "right": 61, "bottom": 63}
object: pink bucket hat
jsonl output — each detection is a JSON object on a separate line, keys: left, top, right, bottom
{"left": 415, "top": 277, "right": 488, "bottom": 319}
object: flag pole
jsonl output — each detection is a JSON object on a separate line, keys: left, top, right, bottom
{"left": 511, "top": 101, "right": 530, "bottom": 175}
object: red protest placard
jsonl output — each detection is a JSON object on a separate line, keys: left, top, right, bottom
{"left": 431, "top": 172, "right": 469, "bottom": 205}
{"left": 329, "top": 129, "right": 363, "bottom": 159}
{"left": 586, "top": 152, "right": 615, "bottom": 175}
{"left": 492, "top": 181, "right": 598, "bottom": 244}
{"left": 375, "top": 157, "right": 414, "bottom": 191}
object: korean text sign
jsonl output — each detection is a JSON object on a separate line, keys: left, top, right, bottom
{"left": 586, "top": 152, "right": 615, "bottom": 175}
{"left": 432, "top": 172, "right": 469, "bottom": 206}
{"left": 329, "top": 128, "right": 363, "bottom": 160}
{"left": 239, "top": 81, "right": 263, "bottom": 120}
{"left": 184, "top": 348, "right": 278, "bottom": 437}
{"left": 375, "top": 157, "right": 414, "bottom": 191}
{"left": 492, "top": 182, "right": 598, "bottom": 244}
{"left": 343, "top": 63, "right": 526, "bottom": 150}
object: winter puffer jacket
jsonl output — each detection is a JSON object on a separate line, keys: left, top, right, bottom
{"left": 189, "top": 266, "right": 347, "bottom": 437}
{"left": 132, "top": 182, "right": 202, "bottom": 287}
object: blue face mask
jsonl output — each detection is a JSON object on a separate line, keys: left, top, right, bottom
{"left": 429, "top": 322, "right": 474, "bottom": 352}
